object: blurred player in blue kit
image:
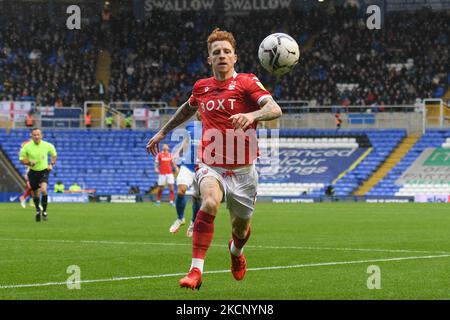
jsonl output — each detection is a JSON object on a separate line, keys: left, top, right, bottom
{"left": 169, "top": 120, "right": 202, "bottom": 237}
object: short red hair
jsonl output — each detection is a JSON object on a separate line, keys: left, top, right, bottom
{"left": 207, "top": 28, "right": 236, "bottom": 53}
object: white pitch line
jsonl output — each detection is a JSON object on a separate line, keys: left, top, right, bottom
{"left": 0, "top": 238, "right": 190, "bottom": 247}
{"left": 246, "top": 245, "right": 450, "bottom": 255}
{"left": 0, "top": 238, "right": 448, "bottom": 254}
{"left": 0, "top": 254, "right": 449, "bottom": 290}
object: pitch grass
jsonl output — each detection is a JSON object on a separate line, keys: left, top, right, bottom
{"left": 0, "top": 202, "right": 449, "bottom": 300}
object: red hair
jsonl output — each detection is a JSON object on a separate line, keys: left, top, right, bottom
{"left": 207, "top": 28, "right": 236, "bottom": 52}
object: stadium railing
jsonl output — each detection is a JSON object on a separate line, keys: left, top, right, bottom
{"left": 422, "top": 98, "right": 450, "bottom": 133}
{"left": 276, "top": 104, "right": 424, "bottom": 134}
{"left": 0, "top": 101, "right": 433, "bottom": 133}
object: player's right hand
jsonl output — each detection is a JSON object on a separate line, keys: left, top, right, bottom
{"left": 146, "top": 131, "right": 165, "bottom": 156}
{"left": 29, "top": 160, "right": 36, "bottom": 167}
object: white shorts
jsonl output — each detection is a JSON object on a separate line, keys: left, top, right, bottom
{"left": 176, "top": 165, "right": 195, "bottom": 187}
{"left": 177, "top": 165, "right": 200, "bottom": 198}
{"left": 158, "top": 173, "right": 175, "bottom": 186}
{"left": 195, "top": 163, "right": 258, "bottom": 220}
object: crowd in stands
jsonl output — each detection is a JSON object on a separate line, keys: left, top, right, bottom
{"left": 0, "top": 3, "right": 448, "bottom": 108}
{"left": 300, "top": 7, "right": 449, "bottom": 106}
{"left": 0, "top": 2, "right": 101, "bottom": 107}
{"left": 108, "top": 6, "right": 449, "bottom": 107}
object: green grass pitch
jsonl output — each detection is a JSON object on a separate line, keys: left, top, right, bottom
{"left": 0, "top": 202, "right": 449, "bottom": 300}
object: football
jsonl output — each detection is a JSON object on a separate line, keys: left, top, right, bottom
{"left": 258, "top": 33, "right": 300, "bottom": 77}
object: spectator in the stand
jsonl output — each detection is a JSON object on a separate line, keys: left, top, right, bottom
{"left": 25, "top": 111, "right": 34, "bottom": 128}
{"left": 85, "top": 111, "right": 92, "bottom": 128}
{"left": 105, "top": 112, "right": 113, "bottom": 129}
{"left": 69, "top": 182, "right": 82, "bottom": 193}
{"left": 98, "top": 82, "right": 105, "bottom": 99}
{"left": 1, "top": 4, "right": 448, "bottom": 107}
{"left": 325, "top": 185, "right": 335, "bottom": 196}
{"left": 335, "top": 111, "right": 342, "bottom": 130}
{"left": 128, "top": 186, "right": 140, "bottom": 194}
{"left": 0, "top": 6, "right": 100, "bottom": 107}
{"left": 54, "top": 181, "right": 65, "bottom": 193}
{"left": 102, "top": 2, "right": 112, "bottom": 22}
{"left": 54, "top": 98, "right": 63, "bottom": 108}
{"left": 124, "top": 111, "right": 133, "bottom": 129}
{"left": 145, "top": 182, "right": 159, "bottom": 195}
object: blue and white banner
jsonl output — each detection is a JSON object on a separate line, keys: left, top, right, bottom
{"left": 257, "top": 148, "right": 368, "bottom": 184}
{"left": 110, "top": 195, "right": 139, "bottom": 203}
{"left": 0, "top": 192, "right": 22, "bottom": 203}
{"left": 271, "top": 197, "right": 317, "bottom": 203}
{"left": 414, "top": 195, "right": 450, "bottom": 203}
{"left": 366, "top": 196, "right": 414, "bottom": 203}
{"left": 48, "top": 193, "right": 89, "bottom": 203}
{"left": 41, "top": 108, "right": 82, "bottom": 128}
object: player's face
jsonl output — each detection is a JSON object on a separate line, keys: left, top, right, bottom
{"left": 162, "top": 144, "right": 169, "bottom": 152}
{"left": 31, "top": 129, "right": 42, "bottom": 144}
{"left": 208, "top": 41, "right": 237, "bottom": 79}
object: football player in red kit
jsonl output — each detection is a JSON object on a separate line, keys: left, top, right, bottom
{"left": 146, "top": 28, "right": 282, "bottom": 289}
{"left": 155, "top": 143, "right": 178, "bottom": 206}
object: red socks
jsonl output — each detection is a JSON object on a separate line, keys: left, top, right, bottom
{"left": 232, "top": 227, "right": 251, "bottom": 249}
{"left": 191, "top": 209, "right": 250, "bottom": 261}
{"left": 192, "top": 210, "right": 216, "bottom": 259}
{"left": 22, "top": 187, "right": 32, "bottom": 199}
{"left": 156, "top": 189, "right": 162, "bottom": 201}
{"left": 156, "top": 189, "right": 174, "bottom": 201}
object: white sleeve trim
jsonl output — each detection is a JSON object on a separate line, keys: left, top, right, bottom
{"left": 257, "top": 94, "right": 272, "bottom": 106}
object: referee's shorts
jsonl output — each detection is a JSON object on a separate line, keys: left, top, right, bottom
{"left": 28, "top": 169, "right": 49, "bottom": 191}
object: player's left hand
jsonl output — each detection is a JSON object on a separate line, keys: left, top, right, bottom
{"left": 146, "top": 131, "right": 165, "bottom": 155}
{"left": 229, "top": 113, "right": 255, "bottom": 130}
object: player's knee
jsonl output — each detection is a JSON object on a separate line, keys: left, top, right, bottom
{"left": 201, "top": 196, "right": 220, "bottom": 213}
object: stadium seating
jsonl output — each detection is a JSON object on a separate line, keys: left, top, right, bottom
{"left": 0, "top": 129, "right": 178, "bottom": 195}
{"left": 6, "top": 128, "right": 448, "bottom": 199}
{"left": 369, "top": 130, "right": 450, "bottom": 196}
{"left": 258, "top": 183, "right": 324, "bottom": 197}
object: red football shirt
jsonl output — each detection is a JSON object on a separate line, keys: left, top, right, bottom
{"left": 189, "top": 72, "right": 271, "bottom": 167}
{"left": 156, "top": 152, "right": 173, "bottom": 174}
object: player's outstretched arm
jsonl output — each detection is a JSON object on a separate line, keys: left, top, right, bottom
{"left": 229, "top": 97, "right": 282, "bottom": 130}
{"left": 146, "top": 101, "right": 198, "bottom": 155}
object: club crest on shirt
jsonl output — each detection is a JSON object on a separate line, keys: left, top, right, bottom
{"left": 205, "top": 86, "right": 209, "bottom": 92}
{"left": 228, "top": 81, "right": 236, "bottom": 90}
